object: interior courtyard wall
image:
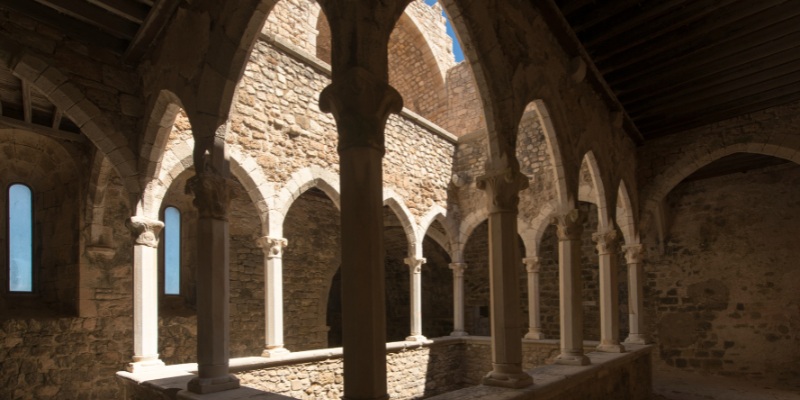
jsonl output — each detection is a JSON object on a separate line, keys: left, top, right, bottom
{"left": 420, "top": 237, "right": 454, "bottom": 339}
{"left": 441, "top": 62, "right": 486, "bottom": 137}
{"left": 644, "top": 163, "right": 800, "bottom": 388}
{"left": 1, "top": 144, "right": 135, "bottom": 399}
{"left": 282, "top": 189, "right": 341, "bottom": 351}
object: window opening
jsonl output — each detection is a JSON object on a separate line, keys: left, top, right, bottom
{"left": 8, "top": 184, "right": 33, "bottom": 292}
{"left": 164, "top": 206, "right": 181, "bottom": 295}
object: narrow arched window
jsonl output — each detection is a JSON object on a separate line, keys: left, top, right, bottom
{"left": 8, "top": 184, "right": 33, "bottom": 292}
{"left": 164, "top": 206, "right": 181, "bottom": 295}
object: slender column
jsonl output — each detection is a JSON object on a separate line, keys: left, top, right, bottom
{"left": 477, "top": 169, "right": 533, "bottom": 388}
{"left": 126, "top": 216, "right": 165, "bottom": 372}
{"left": 552, "top": 209, "right": 590, "bottom": 365}
{"left": 593, "top": 229, "right": 625, "bottom": 353}
{"left": 405, "top": 257, "right": 427, "bottom": 341}
{"left": 449, "top": 262, "right": 468, "bottom": 337}
{"left": 184, "top": 168, "right": 239, "bottom": 394}
{"left": 523, "top": 257, "right": 545, "bottom": 340}
{"left": 623, "top": 244, "right": 649, "bottom": 344}
{"left": 319, "top": 69, "right": 402, "bottom": 399}
{"left": 257, "top": 236, "right": 290, "bottom": 356}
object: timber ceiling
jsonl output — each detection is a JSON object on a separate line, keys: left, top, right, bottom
{"left": 549, "top": 0, "right": 800, "bottom": 141}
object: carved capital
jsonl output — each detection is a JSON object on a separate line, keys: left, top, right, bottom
{"left": 126, "top": 217, "right": 164, "bottom": 248}
{"left": 257, "top": 236, "right": 288, "bottom": 259}
{"left": 449, "top": 262, "right": 467, "bottom": 277}
{"left": 623, "top": 244, "right": 645, "bottom": 264}
{"left": 319, "top": 66, "right": 403, "bottom": 153}
{"left": 404, "top": 257, "right": 426, "bottom": 274}
{"left": 592, "top": 229, "right": 619, "bottom": 255}
{"left": 185, "top": 171, "right": 231, "bottom": 220}
{"left": 523, "top": 257, "right": 541, "bottom": 273}
{"left": 550, "top": 209, "right": 587, "bottom": 241}
{"left": 476, "top": 169, "right": 529, "bottom": 214}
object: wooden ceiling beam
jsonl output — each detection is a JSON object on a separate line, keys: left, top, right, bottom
{"left": 21, "top": 79, "right": 31, "bottom": 123}
{"left": 590, "top": 0, "right": 740, "bottom": 63}
{"left": 566, "top": 0, "right": 642, "bottom": 33}
{"left": 0, "top": 0, "right": 128, "bottom": 52}
{"left": 51, "top": 107, "right": 63, "bottom": 130}
{"left": 34, "top": 0, "right": 139, "bottom": 39}
{"left": 0, "top": 115, "right": 85, "bottom": 143}
{"left": 123, "top": 0, "right": 181, "bottom": 63}
{"left": 559, "top": 0, "right": 597, "bottom": 18}
{"left": 630, "top": 69, "right": 800, "bottom": 118}
{"left": 622, "top": 48, "right": 800, "bottom": 106}
{"left": 606, "top": 15, "right": 800, "bottom": 87}
{"left": 87, "top": 0, "right": 150, "bottom": 24}
{"left": 580, "top": 0, "right": 692, "bottom": 48}
{"left": 598, "top": 1, "right": 796, "bottom": 75}
{"left": 637, "top": 87, "right": 800, "bottom": 136}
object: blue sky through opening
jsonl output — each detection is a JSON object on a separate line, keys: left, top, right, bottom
{"left": 424, "top": 0, "right": 464, "bottom": 63}
{"left": 164, "top": 206, "right": 181, "bottom": 295}
{"left": 9, "top": 184, "right": 33, "bottom": 292}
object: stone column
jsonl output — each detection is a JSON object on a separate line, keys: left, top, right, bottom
{"left": 623, "top": 244, "right": 649, "bottom": 345}
{"left": 405, "top": 257, "right": 427, "bottom": 341}
{"left": 449, "top": 262, "right": 468, "bottom": 337}
{"left": 552, "top": 209, "right": 590, "bottom": 365}
{"left": 184, "top": 169, "right": 239, "bottom": 394}
{"left": 126, "top": 216, "right": 165, "bottom": 372}
{"left": 477, "top": 169, "right": 533, "bottom": 388}
{"left": 593, "top": 229, "right": 625, "bottom": 353}
{"left": 319, "top": 66, "right": 402, "bottom": 400}
{"left": 257, "top": 236, "right": 290, "bottom": 356}
{"left": 523, "top": 257, "right": 545, "bottom": 340}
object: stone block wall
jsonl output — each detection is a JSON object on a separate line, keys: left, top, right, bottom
{"left": 645, "top": 163, "right": 800, "bottom": 389}
{"left": 441, "top": 63, "right": 485, "bottom": 137}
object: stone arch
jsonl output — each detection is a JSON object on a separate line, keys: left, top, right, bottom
{"left": 579, "top": 151, "right": 611, "bottom": 231}
{"left": 616, "top": 180, "right": 637, "bottom": 245}
{"left": 418, "top": 205, "right": 452, "bottom": 259}
{"left": 139, "top": 90, "right": 184, "bottom": 183}
{"left": 641, "top": 135, "right": 800, "bottom": 231}
{"left": 453, "top": 209, "right": 488, "bottom": 263}
{"left": 85, "top": 154, "right": 119, "bottom": 251}
{"left": 273, "top": 166, "right": 341, "bottom": 237}
{"left": 526, "top": 100, "right": 570, "bottom": 208}
{"left": 3, "top": 53, "right": 139, "bottom": 194}
{"left": 383, "top": 189, "right": 419, "bottom": 258}
{"left": 518, "top": 201, "right": 558, "bottom": 258}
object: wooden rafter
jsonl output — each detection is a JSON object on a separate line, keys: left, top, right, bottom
{"left": 33, "top": 0, "right": 139, "bottom": 39}
{"left": 87, "top": 0, "right": 150, "bottom": 24}
{"left": 123, "top": 0, "right": 181, "bottom": 63}
{"left": 21, "top": 79, "right": 31, "bottom": 123}
{"left": 51, "top": 107, "right": 63, "bottom": 130}
{"left": 0, "top": 115, "right": 84, "bottom": 143}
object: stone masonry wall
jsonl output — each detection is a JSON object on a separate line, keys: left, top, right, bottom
{"left": 441, "top": 62, "right": 485, "bottom": 137}
{"left": 645, "top": 163, "right": 800, "bottom": 389}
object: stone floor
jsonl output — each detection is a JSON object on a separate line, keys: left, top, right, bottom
{"left": 652, "top": 368, "right": 800, "bottom": 400}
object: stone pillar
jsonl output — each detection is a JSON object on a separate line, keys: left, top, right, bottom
{"left": 552, "top": 209, "right": 590, "bottom": 365}
{"left": 449, "top": 262, "right": 468, "bottom": 337}
{"left": 623, "top": 244, "right": 649, "bottom": 345}
{"left": 126, "top": 216, "right": 165, "bottom": 372}
{"left": 319, "top": 65, "right": 402, "bottom": 400}
{"left": 477, "top": 169, "right": 533, "bottom": 388}
{"left": 523, "top": 257, "right": 544, "bottom": 340}
{"left": 593, "top": 229, "right": 625, "bottom": 353}
{"left": 405, "top": 257, "right": 427, "bottom": 341}
{"left": 184, "top": 169, "right": 239, "bottom": 394}
{"left": 257, "top": 236, "right": 290, "bottom": 356}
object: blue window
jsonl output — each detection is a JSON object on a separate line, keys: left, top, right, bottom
{"left": 163, "top": 206, "right": 181, "bottom": 295}
{"left": 8, "top": 184, "right": 33, "bottom": 292}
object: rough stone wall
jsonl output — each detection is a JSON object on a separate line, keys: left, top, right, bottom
{"left": 283, "top": 189, "right": 341, "bottom": 351}
{"left": 404, "top": 1, "right": 457, "bottom": 76}
{"left": 231, "top": 40, "right": 454, "bottom": 222}
{"left": 0, "top": 154, "right": 134, "bottom": 399}
{"left": 261, "top": 0, "right": 320, "bottom": 55}
{"left": 421, "top": 237, "right": 454, "bottom": 338}
{"left": 645, "top": 163, "right": 800, "bottom": 389}
{"left": 441, "top": 63, "right": 485, "bottom": 137}
{"left": 237, "top": 342, "right": 465, "bottom": 399}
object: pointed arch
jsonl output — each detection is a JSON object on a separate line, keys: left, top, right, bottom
{"left": 453, "top": 209, "right": 488, "bottom": 263}
{"left": 86, "top": 154, "right": 119, "bottom": 249}
{"left": 418, "top": 205, "right": 453, "bottom": 259}
{"left": 518, "top": 201, "right": 558, "bottom": 258}
{"left": 579, "top": 151, "right": 610, "bottom": 231}
{"left": 616, "top": 180, "right": 637, "bottom": 246}
{"left": 383, "top": 189, "right": 419, "bottom": 258}
{"left": 272, "top": 166, "right": 341, "bottom": 237}
{"left": 139, "top": 90, "right": 184, "bottom": 183}
{"left": 526, "top": 100, "right": 569, "bottom": 208}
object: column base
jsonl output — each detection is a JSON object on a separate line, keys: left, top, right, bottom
{"left": 524, "top": 330, "right": 545, "bottom": 340}
{"left": 482, "top": 365, "right": 534, "bottom": 389}
{"left": 261, "top": 346, "right": 291, "bottom": 358}
{"left": 405, "top": 334, "right": 427, "bottom": 342}
{"left": 596, "top": 342, "right": 626, "bottom": 353}
{"left": 186, "top": 374, "right": 240, "bottom": 394}
{"left": 624, "top": 333, "right": 650, "bottom": 345}
{"left": 127, "top": 357, "right": 165, "bottom": 373}
{"left": 555, "top": 351, "right": 590, "bottom": 366}
{"left": 449, "top": 330, "right": 469, "bottom": 337}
